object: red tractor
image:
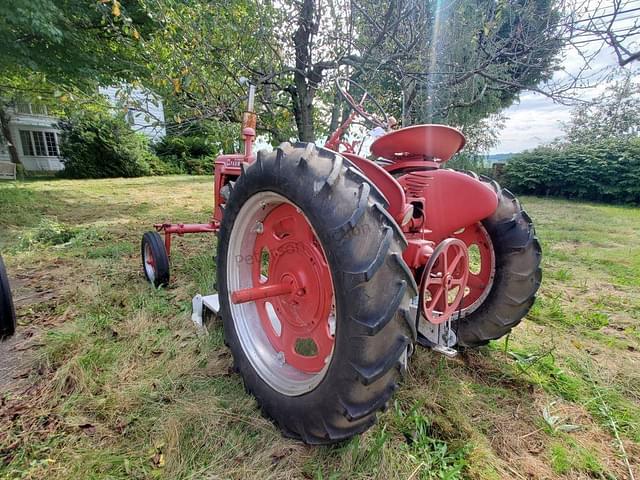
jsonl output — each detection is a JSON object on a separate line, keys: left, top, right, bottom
{"left": 141, "top": 79, "right": 541, "bottom": 444}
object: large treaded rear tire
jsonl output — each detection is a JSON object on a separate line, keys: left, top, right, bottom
{"left": 0, "top": 255, "right": 16, "bottom": 340}
{"left": 455, "top": 175, "right": 542, "bottom": 347}
{"left": 216, "top": 142, "right": 417, "bottom": 444}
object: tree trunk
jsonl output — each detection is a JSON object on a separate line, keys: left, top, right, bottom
{"left": 292, "top": 84, "right": 315, "bottom": 142}
{"left": 402, "top": 79, "right": 417, "bottom": 127}
{"left": 328, "top": 90, "right": 342, "bottom": 134}
{"left": 291, "top": 0, "right": 316, "bottom": 142}
{"left": 0, "top": 106, "right": 21, "bottom": 165}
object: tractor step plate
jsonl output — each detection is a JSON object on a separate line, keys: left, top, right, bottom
{"left": 411, "top": 299, "right": 459, "bottom": 357}
{"left": 432, "top": 345, "right": 458, "bottom": 358}
{"left": 191, "top": 293, "right": 220, "bottom": 332}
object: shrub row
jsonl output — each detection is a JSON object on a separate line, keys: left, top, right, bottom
{"left": 502, "top": 138, "right": 640, "bottom": 204}
{"left": 153, "top": 135, "right": 218, "bottom": 175}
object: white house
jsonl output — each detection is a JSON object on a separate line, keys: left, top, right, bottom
{"left": 100, "top": 86, "right": 167, "bottom": 143}
{"left": 0, "top": 103, "right": 64, "bottom": 172}
{"left": 0, "top": 87, "right": 166, "bottom": 175}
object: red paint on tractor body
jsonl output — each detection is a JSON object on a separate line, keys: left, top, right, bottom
{"left": 402, "top": 239, "right": 435, "bottom": 270}
{"left": 213, "top": 154, "right": 243, "bottom": 223}
{"left": 419, "top": 238, "right": 469, "bottom": 324}
{"left": 398, "top": 170, "right": 498, "bottom": 242}
{"left": 341, "top": 152, "right": 409, "bottom": 224}
{"left": 452, "top": 223, "right": 495, "bottom": 310}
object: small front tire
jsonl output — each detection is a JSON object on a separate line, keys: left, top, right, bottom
{"left": 141, "top": 231, "right": 170, "bottom": 288}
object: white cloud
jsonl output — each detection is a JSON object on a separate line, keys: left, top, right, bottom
{"left": 491, "top": 96, "right": 572, "bottom": 153}
{"left": 491, "top": 12, "right": 640, "bottom": 154}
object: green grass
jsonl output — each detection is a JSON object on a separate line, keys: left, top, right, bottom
{"left": 1, "top": 177, "right": 639, "bottom": 479}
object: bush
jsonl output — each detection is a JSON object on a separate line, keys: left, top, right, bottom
{"left": 154, "top": 135, "right": 217, "bottom": 159}
{"left": 154, "top": 135, "right": 218, "bottom": 175}
{"left": 447, "top": 152, "right": 492, "bottom": 176}
{"left": 502, "top": 138, "right": 640, "bottom": 204}
{"left": 58, "top": 113, "right": 179, "bottom": 179}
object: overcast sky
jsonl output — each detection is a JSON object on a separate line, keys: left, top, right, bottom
{"left": 490, "top": 7, "right": 640, "bottom": 155}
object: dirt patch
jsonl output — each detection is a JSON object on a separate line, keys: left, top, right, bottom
{"left": 0, "top": 331, "right": 37, "bottom": 396}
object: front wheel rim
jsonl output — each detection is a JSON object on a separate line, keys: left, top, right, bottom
{"left": 143, "top": 243, "right": 157, "bottom": 282}
{"left": 226, "top": 192, "right": 336, "bottom": 396}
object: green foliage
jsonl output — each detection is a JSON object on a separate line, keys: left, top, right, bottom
{"left": 563, "top": 74, "right": 640, "bottom": 144}
{"left": 447, "top": 152, "right": 491, "bottom": 175}
{"left": 502, "top": 138, "right": 640, "bottom": 204}
{"left": 394, "top": 403, "right": 468, "bottom": 479}
{"left": 352, "top": 1, "right": 561, "bottom": 130}
{"left": 155, "top": 135, "right": 217, "bottom": 160}
{"left": 18, "top": 217, "right": 78, "bottom": 248}
{"left": 549, "top": 440, "right": 603, "bottom": 476}
{"left": 0, "top": 0, "right": 149, "bottom": 89}
{"left": 58, "top": 113, "right": 178, "bottom": 179}
{"left": 0, "top": 0, "right": 153, "bottom": 129}
{"left": 154, "top": 135, "right": 217, "bottom": 175}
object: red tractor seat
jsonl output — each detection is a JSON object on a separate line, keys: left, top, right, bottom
{"left": 370, "top": 124, "right": 466, "bottom": 163}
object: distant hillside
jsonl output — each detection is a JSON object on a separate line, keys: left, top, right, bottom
{"left": 486, "top": 153, "right": 514, "bottom": 164}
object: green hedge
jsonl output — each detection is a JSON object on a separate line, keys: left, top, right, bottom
{"left": 154, "top": 135, "right": 217, "bottom": 175}
{"left": 502, "top": 138, "right": 640, "bottom": 204}
{"left": 58, "top": 114, "right": 179, "bottom": 179}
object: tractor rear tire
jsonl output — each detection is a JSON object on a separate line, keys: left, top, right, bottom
{"left": 0, "top": 255, "right": 16, "bottom": 340}
{"left": 455, "top": 176, "right": 542, "bottom": 347}
{"left": 216, "top": 142, "right": 417, "bottom": 444}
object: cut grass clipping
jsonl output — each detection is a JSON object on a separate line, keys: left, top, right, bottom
{"left": 0, "top": 177, "right": 638, "bottom": 479}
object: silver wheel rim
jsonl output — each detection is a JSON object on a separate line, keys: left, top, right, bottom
{"left": 226, "top": 192, "right": 335, "bottom": 396}
{"left": 143, "top": 243, "right": 156, "bottom": 283}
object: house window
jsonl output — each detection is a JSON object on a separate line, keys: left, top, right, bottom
{"left": 31, "top": 104, "right": 48, "bottom": 115}
{"left": 19, "top": 130, "right": 34, "bottom": 155}
{"left": 19, "top": 130, "right": 60, "bottom": 157}
{"left": 17, "top": 103, "right": 32, "bottom": 114}
{"left": 16, "top": 103, "right": 48, "bottom": 116}
{"left": 45, "top": 132, "right": 59, "bottom": 156}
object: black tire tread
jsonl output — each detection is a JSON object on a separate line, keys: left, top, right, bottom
{"left": 217, "top": 142, "right": 415, "bottom": 444}
{"left": 0, "top": 255, "right": 16, "bottom": 339}
{"left": 455, "top": 176, "right": 542, "bottom": 347}
{"left": 141, "top": 231, "right": 170, "bottom": 288}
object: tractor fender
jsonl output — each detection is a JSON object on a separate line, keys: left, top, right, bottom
{"left": 341, "top": 153, "right": 408, "bottom": 224}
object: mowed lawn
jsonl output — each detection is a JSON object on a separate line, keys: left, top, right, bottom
{"left": 0, "top": 176, "right": 639, "bottom": 480}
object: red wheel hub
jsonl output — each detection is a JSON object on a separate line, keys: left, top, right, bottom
{"left": 452, "top": 222, "right": 494, "bottom": 312}
{"left": 230, "top": 204, "right": 334, "bottom": 373}
{"left": 420, "top": 238, "right": 469, "bottom": 324}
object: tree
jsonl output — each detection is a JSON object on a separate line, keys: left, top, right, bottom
{"left": 111, "top": 0, "right": 566, "bottom": 146}
{"left": 342, "top": 0, "right": 563, "bottom": 137}
{"left": 0, "top": 0, "right": 152, "bottom": 164}
{"left": 562, "top": 72, "right": 640, "bottom": 144}
{"left": 567, "top": 0, "right": 640, "bottom": 67}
